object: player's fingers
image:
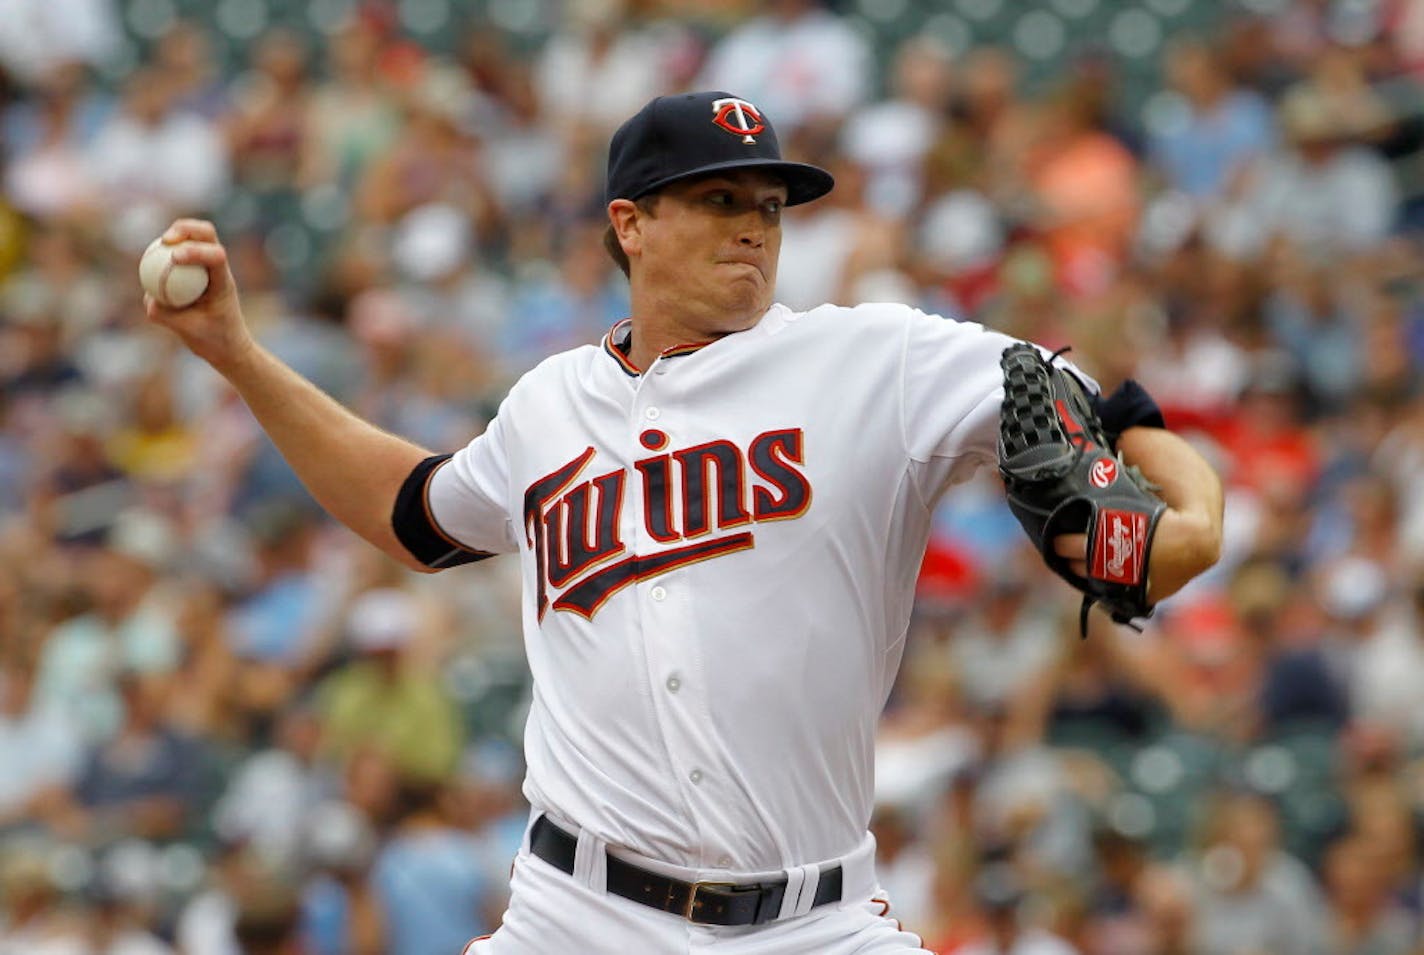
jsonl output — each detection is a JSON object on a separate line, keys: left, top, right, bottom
{"left": 165, "top": 241, "right": 233, "bottom": 300}
{"left": 169, "top": 240, "right": 228, "bottom": 270}
{"left": 145, "top": 292, "right": 186, "bottom": 324}
{"left": 1052, "top": 533, "right": 1088, "bottom": 561}
{"left": 162, "top": 218, "right": 219, "bottom": 244}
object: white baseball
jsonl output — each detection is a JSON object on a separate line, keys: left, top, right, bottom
{"left": 139, "top": 237, "right": 210, "bottom": 308}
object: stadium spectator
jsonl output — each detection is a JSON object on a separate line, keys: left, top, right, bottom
{"left": 1, "top": 61, "right": 109, "bottom": 219}
{"left": 370, "top": 778, "right": 501, "bottom": 955}
{"left": 299, "top": 800, "right": 384, "bottom": 955}
{"left": 841, "top": 35, "right": 955, "bottom": 220}
{"left": 1249, "top": 82, "right": 1401, "bottom": 259}
{"left": 695, "top": 0, "right": 871, "bottom": 137}
{"left": 211, "top": 700, "right": 340, "bottom": 870}
{"left": 33, "top": 509, "right": 182, "bottom": 744}
{"left": 85, "top": 66, "right": 229, "bottom": 221}
{"left": 316, "top": 588, "right": 463, "bottom": 783}
{"left": 225, "top": 30, "right": 313, "bottom": 195}
{"left": 1149, "top": 39, "right": 1276, "bottom": 203}
{"left": 1318, "top": 832, "right": 1416, "bottom": 954}
{"left": 0, "top": 637, "right": 82, "bottom": 832}
{"left": 299, "top": 16, "right": 399, "bottom": 191}
{"left": 35, "top": 672, "right": 208, "bottom": 845}
{"left": 1187, "top": 791, "right": 1324, "bottom": 955}
{"left": 534, "top": 0, "right": 667, "bottom": 135}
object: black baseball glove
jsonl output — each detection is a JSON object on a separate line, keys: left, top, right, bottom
{"left": 997, "top": 343, "right": 1166, "bottom": 635}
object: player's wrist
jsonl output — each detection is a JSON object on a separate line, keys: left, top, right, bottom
{"left": 206, "top": 330, "right": 263, "bottom": 381}
{"left": 1145, "top": 508, "right": 1221, "bottom": 602}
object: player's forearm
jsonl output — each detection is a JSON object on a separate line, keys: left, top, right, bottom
{"left": 1118, "top": 426, "right": 1224, "bottom": 602}
{"left": 219, "top": 343, "right": 432, "bottom": 569}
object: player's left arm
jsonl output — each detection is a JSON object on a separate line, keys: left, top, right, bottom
{"left": 1115, "top": 425, "right": 1223, "bottom": 603}
{"left": 1050, "top": 380, "right": 1224, "bottom": 603}
{"left": 893, "top": 309, "right": 1222, "bottom": 603}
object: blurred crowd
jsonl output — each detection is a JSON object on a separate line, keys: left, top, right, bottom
{"left": 1, "top": 0, "right": 1423, "bottom": 952}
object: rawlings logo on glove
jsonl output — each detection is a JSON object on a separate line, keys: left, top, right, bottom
{"left": 997, "top": 343, "right": 1166, "bottom": 635}
{"left": 1089, "top": 459, "right": 1117, "bottom": 488}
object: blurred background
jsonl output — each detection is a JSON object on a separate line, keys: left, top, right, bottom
{"left": 0, "top": 0, "right": 1422, "bottom": 952}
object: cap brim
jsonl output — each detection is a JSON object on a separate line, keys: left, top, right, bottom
{"left": 632, "top": 158, "right": 834, "bottom": 206}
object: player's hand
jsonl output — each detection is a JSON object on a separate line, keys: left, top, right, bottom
{"left": 143, "top": 219, "right": 255, "bottom": 373}
{"left": 1052, "top": 533, "right": 1088, "bottom": 579}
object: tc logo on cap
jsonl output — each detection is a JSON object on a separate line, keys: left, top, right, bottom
{"left": 711, "top": 97, "right": 766, "bottom": 144}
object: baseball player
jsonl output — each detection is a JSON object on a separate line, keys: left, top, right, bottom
{"left": 147, "top": 91, "right": 1223, "bottom": 953}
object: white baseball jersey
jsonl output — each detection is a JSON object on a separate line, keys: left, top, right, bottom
{"left": 425, "top": 301, "right": 1019, "bottom": 874}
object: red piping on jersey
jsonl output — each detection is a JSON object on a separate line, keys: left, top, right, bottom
{"left": 659, "top": 341, "right": 710, "bottom": 358}
{"left": 601, "top": 319, "right": 714, "bottom": 376}
{"left": 870, "top": 897, "right": 922, "bottom": 948}
{"left": 603, "top": 320, "right": 642, "bottom": 375}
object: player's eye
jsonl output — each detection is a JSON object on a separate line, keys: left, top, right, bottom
{"left": 706, "top": 192, "right": 734, "bottom": 207}
{"left": 761, "top": 199, "right": 783, "bottom": 218}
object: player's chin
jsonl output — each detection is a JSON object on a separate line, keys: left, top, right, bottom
{"left": 720, "top": 301, "right": 772, "bottom": 331}
{"left": 715, "top": 282, "right": 773, "bottom": 324}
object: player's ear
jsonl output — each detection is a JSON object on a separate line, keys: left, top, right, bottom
{"left": 607, "top": 199, "right": 644, "bottom": 259}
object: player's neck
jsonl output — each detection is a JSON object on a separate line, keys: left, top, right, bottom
{"left": 624, "top": 301, "right": 765, "bottom": 371}
{"left": 624, "top": 321, "right": 718, "bottom": 371}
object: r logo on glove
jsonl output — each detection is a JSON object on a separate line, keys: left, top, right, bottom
{"left": 1089, "top": 459, "right": 1118, "bottom": 489}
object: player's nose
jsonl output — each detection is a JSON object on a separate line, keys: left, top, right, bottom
{"left": 736, "top": 217, "right": 766, "bottom": 247}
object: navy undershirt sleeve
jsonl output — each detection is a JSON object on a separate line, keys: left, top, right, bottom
{"left": 1090, "top": 379, "right": 1166, "bottom": 449}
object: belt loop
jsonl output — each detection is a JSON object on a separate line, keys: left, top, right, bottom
{"left": 776, "top": 865, "right": 807, "bottom": 920}
{"left": 786, "top": 863, "right": 821, "bottom": 917}
{"left": 573, "top": 828, "right": 608, "bottom": 895}
{"left": 521, "top": 807, "right": 540, "bottom": 855}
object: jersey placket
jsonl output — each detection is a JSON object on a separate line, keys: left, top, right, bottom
{"left": 627, "top": 358, "right": 733, "bottom": 870}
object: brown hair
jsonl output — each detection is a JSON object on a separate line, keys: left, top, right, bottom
{"left": 602, "top": 194, "right": 660, "bottom": 278}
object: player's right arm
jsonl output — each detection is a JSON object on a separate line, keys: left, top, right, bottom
{"left": 144, "top": 219, "right": 449, "bottom": 572}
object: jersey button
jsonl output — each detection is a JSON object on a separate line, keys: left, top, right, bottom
{"left": 717, "top": 856, "right": 732, "bottom": 868}
{"left": 688, "top": 769, "right": 703, "bottom": 785}
{"left": 644, "top": 407, "right": 661, "bottom": 421}
{"left": 665, "top": 675, "right": 681, "bottom": 693}
{"left": 650, "top": 585, "right": 667, "bottom": 602}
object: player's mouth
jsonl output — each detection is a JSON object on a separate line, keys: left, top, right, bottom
{"left": 718, "top": 258, "right": 765, "bottom": 280}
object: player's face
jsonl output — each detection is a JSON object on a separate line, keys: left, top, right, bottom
{"left": 637, "top": 170, "right": 788, "bottom": 335}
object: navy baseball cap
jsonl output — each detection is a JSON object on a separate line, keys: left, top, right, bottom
{"left": 605, "top": 91, "right": 835, "bottom": 206}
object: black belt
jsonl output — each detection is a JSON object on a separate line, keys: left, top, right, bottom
{"left": 528, "top": 814, "right": 843, "bottom": 926}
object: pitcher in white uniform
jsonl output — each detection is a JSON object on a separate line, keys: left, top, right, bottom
{"left": 144, "top": 91, "right": 1224, "bottom": 953}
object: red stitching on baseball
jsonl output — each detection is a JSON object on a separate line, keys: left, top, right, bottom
{"left": 158, "top": 255, "right": 176, "bottom": 307}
